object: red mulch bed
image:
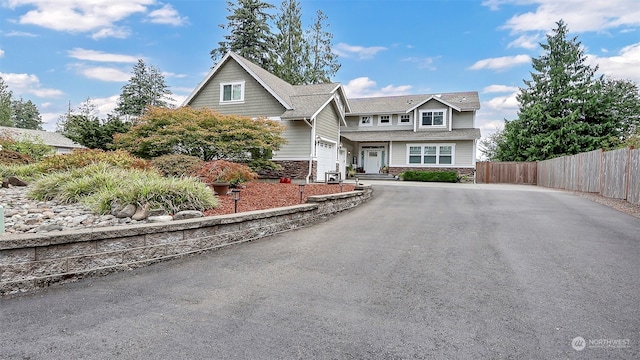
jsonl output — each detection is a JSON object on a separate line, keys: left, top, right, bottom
{"left": 203, "top": 181, "right": 356, "bottom": 216}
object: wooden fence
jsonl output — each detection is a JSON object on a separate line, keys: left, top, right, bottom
{"left": 477, "top": 147, "right": 639, "bottom": 205}
{"left": 476, "top": 161, "right": 537, "bottom": 184}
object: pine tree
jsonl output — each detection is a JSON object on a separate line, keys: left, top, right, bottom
{"left": 114, "top": 59, "right": 174, "bottom": 120}
{"left": 305, "top": 10, "right": 340, "bottom": 84}
{"left": 11, "top": 97, "right": 43, "bottom": 130}
{"left": 0, "top": 76, "right": 14, "bottom": 127}
{"left": 211, "top": 0, "right": 276, "bottom": 71}
{"left": 495, "top": 20, "right": 634, "bottom": 161}
{"left": 272, "top": 0, "right": 308, "bottom": 85}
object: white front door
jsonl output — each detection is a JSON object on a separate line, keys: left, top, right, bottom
{"left": 364, "top": 150, "right": 380, "bottom": 173}
{"left": 338, "top": 149, "right": 347, "bottom": 180}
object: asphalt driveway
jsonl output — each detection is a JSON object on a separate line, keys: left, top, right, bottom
{"left": 1, "top": 182, "right": 638, "bottom": 359}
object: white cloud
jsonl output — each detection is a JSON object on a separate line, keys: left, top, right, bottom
{"left": 68, "top": 48, "right": 139, "bottom": 63}
{"left": 80, "top": 66, "right": 130, "bottom": 82}
{"left": 0, "top": 72, "right": 64, "bottom": 98}
{"left": 4, "top": 0, "right": 168, "bottom": 38}
{"left": 343, "top": 77, "right": 412, "bottom": 98}
{"left": 333, "top": 43, "right": 387, "bottom": 60}
{"left": 91, "top": 27, "right": 131, "bottom": 40}
{"left": 0, "top": 49, "right": 4, "bottom": 58}
{"left": 402, "top": 57, "right": 437, "bottom": 70}
{"left": 507, "top": 34, "right": 541, "bottom": 49}
{"left": 162, "top": 71, "right": 188, "bottom": 79}
{"left": 40, "top": 112, "right": 60, "bottom": 128}
{"left": 469, "top": 55, "right": 531, "bottom": 70}
{"left": 483, "top": 85, "right": 519, "bottom": 93}
{"left": 4, "top": 30, "right": 38, "bottom": 37}
{"left": 147, "top": 4, "right": 188, "bottom": 26}
{"left": 90, "top": 95, "right": 120, "bottom": 117}
{"left": 487, "top": 0, "right": 640, "bottom": 33}
{"left": 587, "top": 42, "right": 640, "bottom": 83}
{"left": 484, "top": 93, "right": 520, "bottom": 111}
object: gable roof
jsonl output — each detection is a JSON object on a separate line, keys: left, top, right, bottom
{"left": 347, "top": 92, "right": 480, "bottom": 115}
{"left": 183, "top": 51, "right": 348, "bottom": 123}
{"left": 0, "top": 126, "right": 84, "bottom": 149}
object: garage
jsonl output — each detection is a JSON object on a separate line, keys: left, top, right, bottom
{"left": 316, "top": 141, "right": 336, "bottom": 181}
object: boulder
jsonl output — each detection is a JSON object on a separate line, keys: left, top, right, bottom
{"left": 116, "top": 204, "right": 137, "bottom": 218}
{"left": 173, "top": 210, "right": 204, "bottom": 220}
{"left": 8, "top": 176, "right": 28, "bottom": 186}
{"left": 147, "top": 215, "right": 173, "bottom": 223}
{"left": 132, "top": 203, "right": 150, "bottom": 221}
{"left": 148, "top": 208, "right": 168, "bottom": 217}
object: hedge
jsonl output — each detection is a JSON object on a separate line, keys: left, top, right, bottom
{"left": 401, "top": 170, "right": 458, "bottom": 183}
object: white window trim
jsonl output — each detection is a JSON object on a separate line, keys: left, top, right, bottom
{"left": 406, "top": 143, "right": 455, "bottom": 166}
{"left": 398, "top": 113, "right": 413, "bottom": 126}
{"left": 378, "top": 115, "right": 392, "bottom": 126}
{"left": 418, "top": 109, "right": 447, "bottom": 128}
{"left": 360, "top": 115, "right": 373, "bottom": 127}
{"left": 219, "top": 81, "right": 245, "bottom": 103}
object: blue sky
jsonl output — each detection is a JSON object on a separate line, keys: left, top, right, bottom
{"left": 1, "top": 0, "right": 639, "bottom": 143}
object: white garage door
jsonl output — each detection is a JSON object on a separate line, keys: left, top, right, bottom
{"left": 316, "top": 141, "right": 335, "bottom": 182}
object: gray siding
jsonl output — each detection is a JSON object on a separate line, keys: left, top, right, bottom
{"left": 315, "top": 104, "right": 340, "bottom": 141}
{"left": 390, "top": 140, "right": 475, "bottom": 167}
{"left": 451, "top": 111, "right": 474, "bottom": 129}
{"left": 415, "top": 99, "right": 450, "bottom": 131}
{"left": 273, "top": 120, "right": 311, "bottom": 159}
{"left": 342, "top": 114, "right": 413, "bottom": 131}
{"left": 188, "top": 60, "right": 285, "bottom": 117}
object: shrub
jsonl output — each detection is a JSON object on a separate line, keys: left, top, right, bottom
{"left": 192, "top": 160, "right": 258, "bottom": 186}
{"left": 0, "top": 131, "right": 54, "bottom": 161}
{"left": 150, "top": 154, "right": 204, "bottom": 177}
{"left": 37, "top": 149, "right": 151, "bottom": 173}
{"left": 0, "top": 149, "right": 33, "bottom": 165}
{"left": 0, "top": 163, "right": 44, "bottom": 180}
{"left": 400, "top": 170, "right": 458, "bottom": 183}
{"left": 29, "top": 163, "right": 218, "bottom": 214}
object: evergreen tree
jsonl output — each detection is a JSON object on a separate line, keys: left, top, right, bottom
{"left": 58, "top": 98, "right": 131, "bottom": 150}
{"left": 11, "top": 97, "right": 43, "bottom": 130}
{"left": 495, "top": 20, "right": 636, "bottom": 161}
{"left": 211, "top": 0, "right": 276, "bottom": 70}
{"left": 272, "top": 0, "right": 308, "bottom": 85}
{"left": 305, "top": 10, "right": 340, "bottom": 84}
{"left": 114, "top": 59, "right": 174, "bottom": 120}
{"left": 0, "top": 76, "right": 13, "bottom": 127}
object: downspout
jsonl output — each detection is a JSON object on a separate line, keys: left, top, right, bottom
{"left": 303, "top": 118, "right": 314, "bottom": 184}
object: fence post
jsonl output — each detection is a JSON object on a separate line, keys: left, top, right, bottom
{"left": 599, "top": 149, "right": 604, "bottom": 195}
{"left": 485, "top": 161, "right": 491, "bottom": 184}
{"left": 626, "top": 146, "right": 634, "bottom": 201}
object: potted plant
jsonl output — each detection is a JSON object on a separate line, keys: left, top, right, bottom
{"left": 380, "top": 166, "right": 389, "bottom": 174}
{"left": 192, "top": 160, "right": 258, "bottom": 195}
{"left": 346, "top": 164, "right": 356, "bottom": 178}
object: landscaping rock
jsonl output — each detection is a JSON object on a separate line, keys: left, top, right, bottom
{"left": 132, "top": 204, "right": 150, "bottom": 221}
{"left": 173, "top": 210, "right": 204, "bottom": 220}
{"left": 147, "top": 215, "right": 173, "bottom": 223}
{"left": 7, "top": 176, "right": 28, "bottom": 186}
{"left": 116, "top": 204, "right": 137, "bottom": 218}
{"left": 148, "top": 208, "right": 168, "bottom": 217}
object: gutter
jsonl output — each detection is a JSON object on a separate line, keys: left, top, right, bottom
{"left": 303, "top": 118, "right": 314, "bottom": 184}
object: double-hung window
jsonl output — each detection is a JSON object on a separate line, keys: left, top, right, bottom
{"left": 419, "top": 109, "right": 446, "bottom": 128}
{"left": 407, "top": 144, "right": 454, "bottom": 165}
{"left": 220, "top": 81, "right": 244, "bottom": 103}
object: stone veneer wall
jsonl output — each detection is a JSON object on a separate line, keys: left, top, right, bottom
{"left": 389, "top": 167, "right": 475, "bottom": 177}
{"left": 0, "top": 186, "right": 372, "bottom": 296}
{"left": 259, "top": 160, "right": 316, "bottom": 180}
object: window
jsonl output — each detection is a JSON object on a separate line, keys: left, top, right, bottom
{"left": 399, "top": 114, "right": 412, "bottom": 125}
{"left": 378, "top": 115, "right": 391, "bottom": 126}
{"left": 220, "top": 81, "right": 244, "bottom": 103}
{"left": 406, "top": 144, "right": 455, "bottom": 165}
{"left": 419, "top": 109, "right": 446, "bottom": 128}
{"left": 360, "top": 116, "right": 372, "bottom": 126}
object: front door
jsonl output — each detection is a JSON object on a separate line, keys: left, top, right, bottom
{"left": 364, "top": 150, "right": 380, "bottom": 173}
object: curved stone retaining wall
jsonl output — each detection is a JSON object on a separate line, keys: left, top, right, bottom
{"left": 0, "top": 186, "right": 372, "bottom": 296}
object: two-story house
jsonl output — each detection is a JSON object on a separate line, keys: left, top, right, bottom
{"left": 340, "top": 93, "right": 480, "bottom": 178}
{"left": 183, "top": 51, "right": 480, "bottom": 182}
